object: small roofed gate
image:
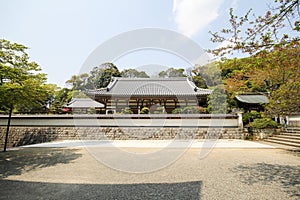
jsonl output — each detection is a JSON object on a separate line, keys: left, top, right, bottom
{"left": 235, "top": 94, "right": 269, "bottom": 112}
{"left": 86, "top": 77, "right": 211, "bottom": 114}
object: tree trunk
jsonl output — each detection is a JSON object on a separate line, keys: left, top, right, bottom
{"left": 3, "top": 106, "right": 13, "bottom": 152}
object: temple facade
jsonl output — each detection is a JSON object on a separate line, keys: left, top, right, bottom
{"left": 86, "top": 77, "right": 212, "bottom": 114}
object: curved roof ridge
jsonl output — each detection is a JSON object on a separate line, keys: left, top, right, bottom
{"left": 86, "top": 77, "right": 212, "bottom": 96}
{"left": 114, "top": 77, "right": 187, "bottom": 81}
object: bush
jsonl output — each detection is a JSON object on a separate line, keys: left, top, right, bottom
{"left": 172, "top": 108, "right": 182, "bottom": 114}
{"left": 242, "top": 111, "right": 261, "bottom": 126}
{"left": 121, "top": 107, "right": 133, "bottom": 114}
{"left": 140, "top": 107, "right": 149, "bottom": 114}
{"left": 87, "top": 107, "right": 96, "bottom": 114}
{"left": 181, "top": 106, "right": 200, "bottom": 114}
{"left": 249, "top": 118, "right": 281, "bottom": 129}
{"left": 171, "top": 106, "right": 200, "bottom": 114}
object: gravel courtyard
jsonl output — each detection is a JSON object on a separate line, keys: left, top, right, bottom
{"left": 0, "top": 143, "right": 299, "bottom": 200}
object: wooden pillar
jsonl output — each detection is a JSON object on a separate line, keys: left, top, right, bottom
{"left": 115, "top": 99, "right": 118, "bottom": 111}
{"left": 136, "top": 99, "right": 140, "bottom": 114}
{"left": 126, "top": 98, "right": 129, "bottom": 107}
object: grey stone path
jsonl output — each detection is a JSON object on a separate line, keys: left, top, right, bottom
{"left": 0, "top": 144, "right": 299, "bottom": 200}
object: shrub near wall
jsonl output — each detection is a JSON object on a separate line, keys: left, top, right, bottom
{"left": 250, "top": 118, "right": 281, "bottom": 129}
{"left": 246, "top": 118, "right": 281, "bottom": 140}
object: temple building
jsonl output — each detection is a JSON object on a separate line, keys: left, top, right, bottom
{"left": 86, "top": 77, "right": 212, "bottom": 114}
{"left": 63, "top": 98, "right": 105, "bottom": 114}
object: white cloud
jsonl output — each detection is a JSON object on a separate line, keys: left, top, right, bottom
{"left": 173, "top": 0, "right": 225, "bottom": 37}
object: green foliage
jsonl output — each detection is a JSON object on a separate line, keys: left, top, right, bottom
{"left": 0, "top": 39, "right": 53, "bottom": 113}
{"left": 158, "top": 68, "right": 186, "bottom": 78}
{"left": 71, "top": 90, "right": 88, "bottom": 98}
{"left": 171, "top": 106, "right": 201, "bottom": 114}
{"left": 192, "top": 76, "right": 207, "bottom": 88}
{"left": 140, "top": 107, "right": 149, "bottom": 114}
{"left": 181, "top": 106, "right": 200, "bottom": 114}
{"left": 88, "top": 62, "right": 121, "bottom": 89}
{"left": 242, "top": 111, "right": 262, "bottom": 126}
{"left": 121, "top": 107, "right": 133, "bottom": 114}
{"left": 172, "top": 108, "right": 182, "bottom": 114}
{"left": 208, "top": 0, "right": 300, "bottom": 116}
{"left": 219, "top": 42, "right": 300, "bottom": 115}
{"left": 249, "top": 118, "right": 281, "bottom": 129}
{"left": 49, "top": 88, "right": 72, "bottom": 114}
{"left": 207, "top": 86, "right": 227, "bottom": 114}
{"left": 66, "top": 62, "right": 121, "bottom": 90}
{"left": 193, "top": 63, "right": 222, "bottom": 87}
{"left": 65, "top": 73, "right": 89, "bottom": 91}
{"left": 121, "top": 69, "right": 149, "bottom": 78}
{"left": 67, "top": 66, "right": 151, "bottom": 91}
{"left": 87, "top": 107, "right": 96, "bottom": 114}
{"left": 267, "top": 81, "right": 300, "bottom": 115}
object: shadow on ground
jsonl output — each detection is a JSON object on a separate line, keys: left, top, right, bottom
{"left": 232, "top": 162, "right": 300, "bottom": 198}
{"left": 0, "top": 179, "right": 202, "bottom": 200}
{"left": 0, "top": 148, "right": 81, "bottom": 178}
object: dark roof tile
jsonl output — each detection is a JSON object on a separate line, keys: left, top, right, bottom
{"left": 87, "top": 77, "right": 211, "bottom": 97}
{"left": 65, "top": 98, "right": 105, "bottom": 108}
{"left": 235, "top": 94, "right": 269, "bottom": 104}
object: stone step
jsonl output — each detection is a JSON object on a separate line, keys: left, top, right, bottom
{"left": 281, "top": 133, "right": 300, "bottom": 138}
{"left": 286, "top": 127, "right": 300, "bottom": 133}
{"left": 273, "top": 135, "right": 300, "bottom": 141}
{"left": 267, "top": 136, "right": 300, "bottom": 144}
{"left": 281, "top": 132, "right": 300, "bottom": 136}
{"left": 265, "top": 138, "right": 300, "bottom": 148}
{"left": 284, "top": 131, "right": 300, "bottom": 135}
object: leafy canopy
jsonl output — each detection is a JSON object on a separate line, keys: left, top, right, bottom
{"left": 208, "top": 0, "right": 300, "bottom": 116}
{"left": 0, "top": 39, "right": 53, "bottom": 112}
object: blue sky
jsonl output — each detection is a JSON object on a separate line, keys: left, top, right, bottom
{"left": 1, "top": 0, "right": 274, "bottom": 87}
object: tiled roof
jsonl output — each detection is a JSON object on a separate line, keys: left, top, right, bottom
{"left": 65, "top": 98, "right": 105, "bottom": 108}
{"left": 235, "top": 94, "right": 269, "bottom": 104}
{"left": 86, "top": 77, "right": 211, "bottom": 97}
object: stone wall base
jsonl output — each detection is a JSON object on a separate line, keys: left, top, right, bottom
{"left": 0, "top": 126, "right": 243, "bottom": 148}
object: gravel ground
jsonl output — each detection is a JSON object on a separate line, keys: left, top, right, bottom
{"left": 0, "top": 147, "right": 299, "bottom": 200}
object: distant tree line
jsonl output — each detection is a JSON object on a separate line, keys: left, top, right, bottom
{"left": 65, "top": 64, "right": 207, "bottom": 92}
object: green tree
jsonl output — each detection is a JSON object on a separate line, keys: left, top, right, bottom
{"left": 207, "top": 86, "right": 228, "bottom": 114}
{"left": 219, "top": 42, "right": 300, "bottom": 115}
{"left": 209, "top": 1, "right": 300, "bottom": 116}
{"left": 158, "top": 68, "right": 186, "bottom": 78}
{"left": 121, "top": 69, "right": 149, "bottom": 78}
{"left": 0, "top": 39, "right": 53, "bottom": 151}
{"left": 192, "top": 76, "right": 207, "bottom": 89}
{"left": 49, "top": 87, "right": 73, "bottom": 114}
{"left": 86, "top": 62, "right": 121, "bottom": 89}
{"left": 66, "top": 63, "right": 121, "bottom": 90}
{"left": 193, "top": 63, "right": 222, "bottom": 87}
{"left": 65, "top": 73, "right": 89, "bottom": 91}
